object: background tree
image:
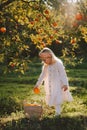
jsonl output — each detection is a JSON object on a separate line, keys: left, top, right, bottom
{"left": 0, "top": 0, "right": 87, "bottom": 74}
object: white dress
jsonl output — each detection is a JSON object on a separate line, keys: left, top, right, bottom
{"left": 36, "top": 59, "right": 73, "bottom": 106}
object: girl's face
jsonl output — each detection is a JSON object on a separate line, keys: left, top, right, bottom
{"left": 39, "top": 52, "right": 52, "bottom": 65}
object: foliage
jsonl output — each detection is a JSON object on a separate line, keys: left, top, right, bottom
{"left": 0, "top": 96, "right": 22, "bottom": 115}
{"left": 0, "top": 0, "right": 87, "bottom": 73}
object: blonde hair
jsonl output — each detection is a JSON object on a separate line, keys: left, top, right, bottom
{"left": 39, "top": 47, "right": 58, "bottom": 62}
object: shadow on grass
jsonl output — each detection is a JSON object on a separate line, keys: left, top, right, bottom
{"left": 71, "top": 86, "right": 87, "bottom": 97}
{"left": 0, "top": 115, "right": 87, "bottom": 130}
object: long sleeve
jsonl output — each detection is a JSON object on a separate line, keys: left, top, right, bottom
{"left": 35, "top": 65, "right": 46, "bottom": 87}
{"left": 57, "top": 59, "right": 69, "bottom": 86}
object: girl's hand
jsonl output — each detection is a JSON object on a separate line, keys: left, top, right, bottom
{"left": 34, "top": 85, "right": 38, "bottom": 89}
{"left": 62, "top": 85, "right": 68, "bottom": 91}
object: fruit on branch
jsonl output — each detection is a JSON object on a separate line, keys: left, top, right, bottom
{"left": 0, "top": 27, "right": 6, "bottom": 33}
{"left": 44, "top": 9, "right": 49, "bottom": 15}
{"left": 10, "top": 63, "right": 15, "bottom": 68}
{"left": 52, "top": 22, "right": 58, "bottom": 27}
{"left": 70, "top": 38, "right": 76, "bottom": 44}
{"left": 55, "top": 40, "right": 62, "bottom": 44}
{"left": 50, "top": 35, "right": 53, "bottom": 39}
{"left": 75, "top": 13, "right": 83, "bottom": 20}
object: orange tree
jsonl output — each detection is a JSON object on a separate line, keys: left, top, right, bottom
{"left": 0, "top": 0, "right": 87, "bottom": 74}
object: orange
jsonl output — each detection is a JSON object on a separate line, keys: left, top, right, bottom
{"left": 70, "top": 39, "right": 76, "bottom": 44}
{"left": 34, "top": 87, "right": 40, "bottom": 94}
{"left": 44, "top": 9, "right": 49, "bottom": 15}
{"left": 0, "top": 27, "right": 6, "bottom": 33}
{"left": 52, "top": 22, "right": 58, "bottom": 27}
{"left": 24, "top": 103, "right": 39, "bottom": 106}
{"left": 75, "top": 13, "right": 83, "bottom": 20}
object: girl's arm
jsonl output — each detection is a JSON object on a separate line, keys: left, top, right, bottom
{"left": 57, "top": 59, "right": 69, "bottom": 90}
{"left": 34, "top": 65, "right": 46, "bottom": 88}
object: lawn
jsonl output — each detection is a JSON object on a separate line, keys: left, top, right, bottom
{"left": 0, "top": 59, "right": 87, "bottom": 130}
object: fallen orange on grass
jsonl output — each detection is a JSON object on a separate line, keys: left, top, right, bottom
{"left": 34, "top": 87, "right": 40, "bottom": 94}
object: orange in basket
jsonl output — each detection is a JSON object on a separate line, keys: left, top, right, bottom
{"left": 24, "top": 104, "right": 43, "bottom": 119}
{"left": 24, "top": 103, "right": 39, "bottom": 107}
{"left": 34, "top": 87, "right": 40, "bottom": 94}
{"left": 24, "top": 103, "right": 43, "bottom": 119}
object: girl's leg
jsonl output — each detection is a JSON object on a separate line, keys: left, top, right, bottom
{"left": 55, "top": 104, "right": 61, "bottom": 115}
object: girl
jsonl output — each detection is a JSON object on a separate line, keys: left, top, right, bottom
{"left": 34, "top": 47, "right": 73, "bottom": 116}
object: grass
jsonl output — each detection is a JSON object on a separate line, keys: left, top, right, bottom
{"left": 0, "top": 60, "right": 87, "bottom": 130}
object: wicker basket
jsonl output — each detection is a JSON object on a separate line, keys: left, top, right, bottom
{"left": 24, "top": 103, "right": 43, "bottom": 119}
